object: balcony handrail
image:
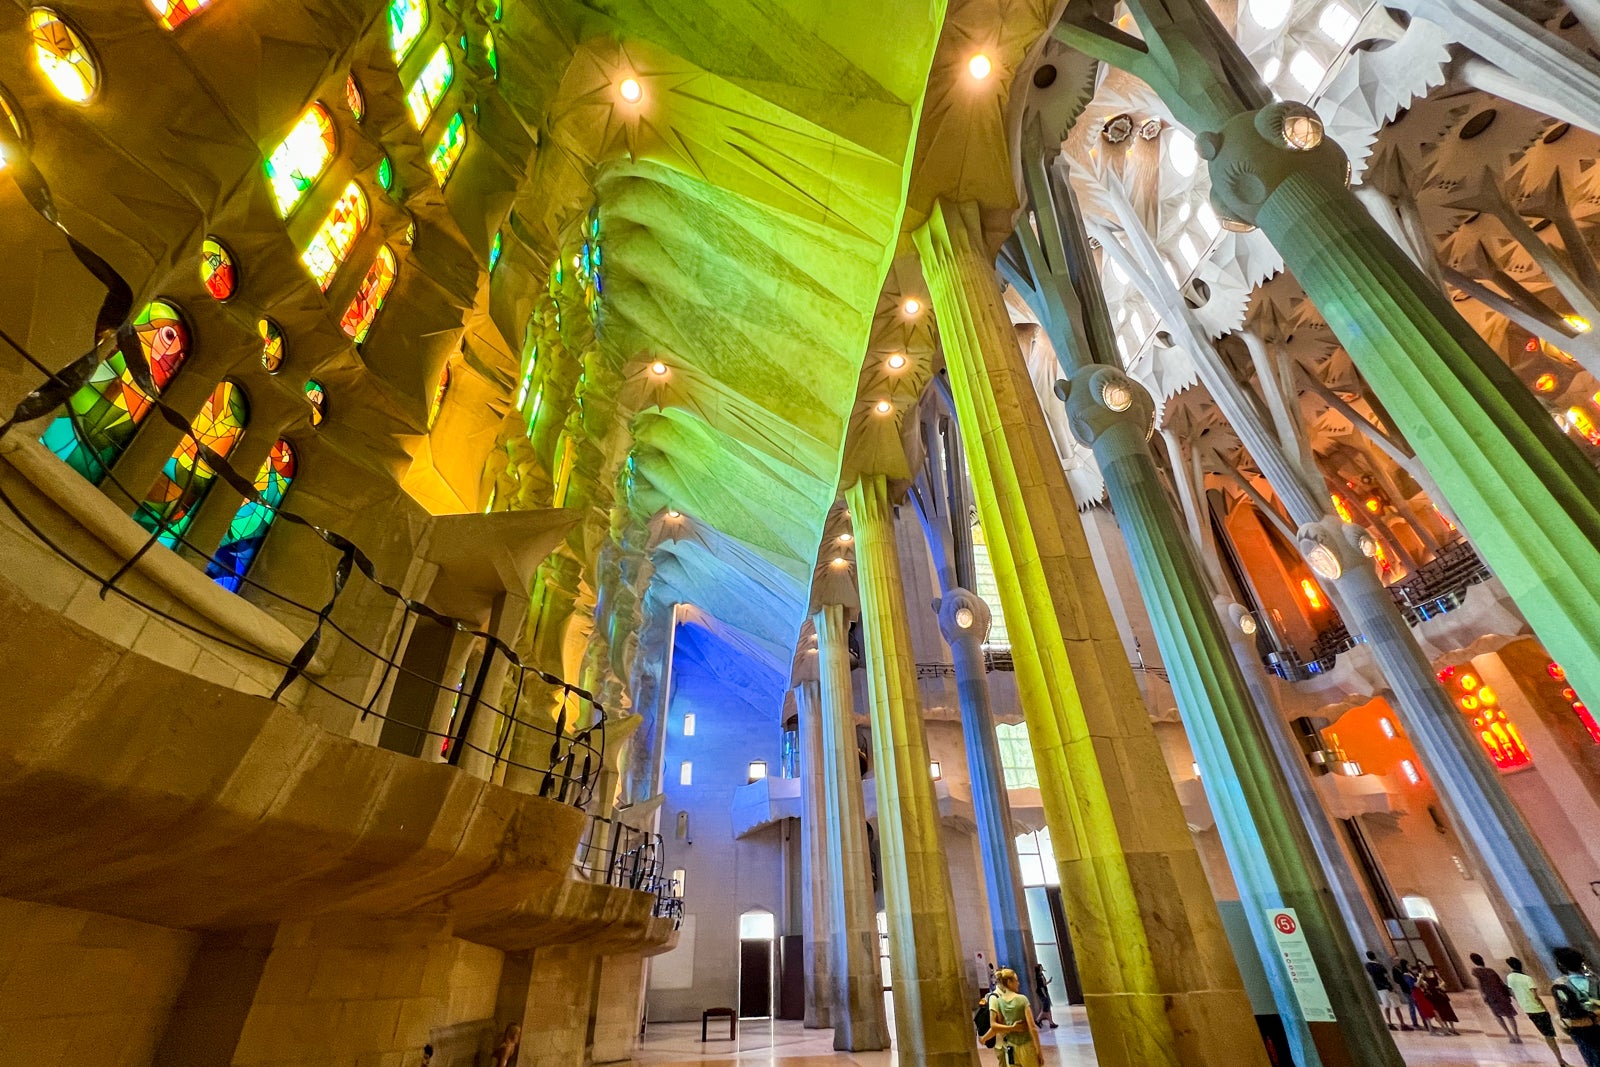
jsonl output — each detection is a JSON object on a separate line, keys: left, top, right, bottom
{"left": 574, "top": 813, "right": 684, "bottom": 926}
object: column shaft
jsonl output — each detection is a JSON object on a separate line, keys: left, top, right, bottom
{"left": 914, "top": 200, "right": 1267, "bottom": 1067}
{"left": 843, "top": 476, "right": 976, "bottom": 1067}
{"left": 814, "top": 603, "right": 890, "bottom": 1051}
{"left": 796, "top": 679, "right": 833, "bottom": 1029}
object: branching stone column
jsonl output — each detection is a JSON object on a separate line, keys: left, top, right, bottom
{"left": 914, "top": 199, "right": 1266, "bottom": 1067}
{"left": 936, "top": 590, "right": 1035, "bottom": 985}
{"left": 813, "top": 602, "right": 891, "bottom": 1051}
{"left": 842, "top": 474, "right": 975, "bottom": 1067}
{"left": 794, "top": 677, "right": 833, "bottom": 1030}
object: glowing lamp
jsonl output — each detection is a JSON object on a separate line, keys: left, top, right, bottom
{"left": 618, "top": 77, "right": 642, "bottom": 103}
{"left": 666, "top": 509, "right": 681, "bottom": 519}
{"left": 649, "top": 360, "right": 668, "bottom": 377}
{"left": 968, "top": 53, "right": 993, "bottom": 80}
{"left": 838, "top": 532, "right": 853, "bottom": 544}
{"left": 1364, "top": 497, "right": 1381, "bottom": 513}
{"left": 1461, "top": 673, "right": 1479, "bottom": 691}
{"left": 1479, "top": 686, "right": 1497, "bottom": 705}
{"left": 903, "top": 298, "right": 921, "bottom": 315}
{"left": 886, "top": 353, "right": 908, "bottom": 370}
{"left": 955, "top": 606, "right": 975, "bottom": 630}
{"left": 1239, "top": 613, "right": 1258, "bottom": 635}
{"left": 874, "top": 399, "right": 893, "bottom": 414}
{"left": 747, "top": 761, "right": 767, "bottom": 783}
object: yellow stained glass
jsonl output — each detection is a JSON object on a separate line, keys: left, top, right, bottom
{"left": 429, "top": 112, "right": 467, "bottom": 186}
{"left": 0, "top": 91, "right": 24, "bottom": 171}
{"left": 148, "top": 0, "right": 217, "bottom": 30}
{"left": 265, "top": 103, "right": 338, "bottom": 218}
{"left": 406, "top": 44, "right": 454, "bottom": 127}
{"left": 389, "top": 0, "right": 427, "bottom": 63}
{"left": 301, "top": 182, "right": 370, "bottom": 291}
{"left": 29, "top": 9, "right": 98, "bottom": 104}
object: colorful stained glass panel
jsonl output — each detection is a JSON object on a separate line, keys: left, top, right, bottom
{"left": 200, "top": 237, "right": 238, "bottom": 300}
{"left": 340, "top": 246, "right": 397, "bottom": 344}
{"left": 206, "top": 439, "right": 296, "bottom": 592}
{"left": 429, "top": 112, "right": 467, "bottom": 186}
{"left": 265, "top": 103, "right": 337, "bottom": 218}
{"left": 259, "top": 317, "right": 286, "bottom": 373}
{"left": 389, "top": 0, "right": 427, "bottom": 62}
{"left": 134, "top": 381, "right": 249, "bottom": 546}
{"left": 41, "top": 301, "right": 191, "bottom": 483}
{"left": 29, "top": 9, "right": 97, "bottom": 104}
{"left": 488, "top": 232, "right": 502, "bottom": 272}
{"left": 406, "top": 44, "right": 453, "bottom": 127}
{"left": 304, "top": 379, "right": 327, "bottom": 426}
{"left": 148, "top": 0, "right": 217, "bottom": 30}
{"left": 346, "top": 75, "right": 365, "bottom": 122}
{"left": 377, "top": 156, "right": 394, "bottom": 192}
{"left": 301, "top": 181, "right": 369, "bottom": 290}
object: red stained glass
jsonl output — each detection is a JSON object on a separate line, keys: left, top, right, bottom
{"left": 340, "top": 245, "right": 397, "bottom": 344}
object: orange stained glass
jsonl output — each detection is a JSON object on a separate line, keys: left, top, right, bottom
{"left": 1300, "top": 578, "right": 1323, "bottom": 610}
{"left": 301, "top": 182, "right": 370, "bottom": 291}
{"left": 1439, "top": 664, "right": 1531, "bottom": 770}
{"left": 148, "top": 0, "right": 217, "bottom": 30}
{"left": 428, "top": 364, "right": 449, "bottom": 430}
{"left": 340, "top": 245, "right": 397, "bottom": 344}
{"left": 1330, "top": 494, "right": 1354, "bottom": 523}
{"left": 30, "top": 9, "right": 98, "bottom": 104}
{"left": 1535, "top": 373, "right": 1557, "bottom": 392}
{"left": 134, "top": 381, "right": 249, "bottom": 547}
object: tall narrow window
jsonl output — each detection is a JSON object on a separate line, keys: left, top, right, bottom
{"left": 427, "top": 364, "right": 449, "bottom": 430}
{"left": 340, "top": 246, "right": 397, "bottom": 344}
{"left": 405, "top": 44, "right": 453, "bottom": 127}
{"left": 345, "top": 75, "right": 366, "bottom": 123}
{"left": 29, "top": 9, "right": 98, "bottom": 104}
{"left": 428, "top": 112, "right": 467, "bottom": 186}
{"left": 207, "top": 439, "right": 296, "bottom": 592}
{"left": 135, "top": 381, "right": 249, "bottom": 546}
{"left": 265, "top": 103, "right": 338, "bottom": 218}
{"left": 388, "top": 0, "right": 427, "bottom": 63}
{"left": 148, "top": 0, "right": 217, "bottom": 31}
{"left": 996, "top": 722, "right": 1040, "bottom": 789}
{"left": 41, "top": 301, "right": 191, "bottom": 483}
{"left": 301, "top": 181, "right": 369, "bottom": 290}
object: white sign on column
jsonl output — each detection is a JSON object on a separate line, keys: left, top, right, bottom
{"left": 1268, "top": 907, "right": 1337, "bottom": 1022}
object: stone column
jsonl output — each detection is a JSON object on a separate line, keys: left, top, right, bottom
{"left": 840, "top": 476, "right": 975, "bottom": 1067}
{"left": 813, "top": 602, "right": 891, "bottom": 1051}
{"left": 794, "top": 678, "right": 834, "bottom": 1029}
{"left": 1064, "top": 364, "right": 1400, "bottom": 1067}
{"left": 914, "top": 200, "right": 1268, "bottom": 1067}
{"left": 936, "top": 589, "right": 1036, "bottom": 986}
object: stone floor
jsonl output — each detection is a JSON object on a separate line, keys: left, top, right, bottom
{"left": 637, "top": 1003, "right": 1578, "bottom": 1066}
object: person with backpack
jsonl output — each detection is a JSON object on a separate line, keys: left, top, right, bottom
{"left": 1507, "top": 956, "right": 1571, "bottom": 1066}
{"left": 1552, "top": 946, "right": 1600, "bottom": 1067}
{"left": 976, "top": 967, "right": 1041, "bottom": 1066}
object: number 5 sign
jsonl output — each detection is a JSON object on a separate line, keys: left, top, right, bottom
{"left": 1267, "top": 907, "right": 1337, "bottom": 1022}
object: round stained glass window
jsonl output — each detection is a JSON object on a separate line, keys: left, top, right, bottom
{"left": 29, "top": 8, "right": 98, "bottom": 105}
{"left": 200, "top": 237, "right": 238, "bottom": 301}
{"left": 259, "top": 318, "right": 286, "bottom": 374}
{"left": 304, "top": 378, "right": 327, "bottom": 426}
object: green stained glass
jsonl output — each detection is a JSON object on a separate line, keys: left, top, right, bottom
{"left": 493, "top": 0, "right": 502, "bottom": 21}
{"left": 264, "top": 103, "right": 337, "bottom": 218}
{"left": 134, "top": 380, "right": 249, "bottom": 547}
{"left": 206, "top": 439, "right": 296, "bottom": 593}
{"left": 388, "top": 0, "right": 426, "bottom": 62}
{"left": 428, "top": 112, "right": 467, "bottom": 186}
{"left": 489, "top": 231, "right": 502, "bottom": 272}
{"left": 304, "top": 379, "right": 327, "bottom": 426}
{"left": 484, "top": 31, "right": 498, "bottom": 78}
{"left": 405, "top": 43, "right": 453, "bottom": 128}
{"left": 377, "top": 156, "right": 394, "bottom": 192}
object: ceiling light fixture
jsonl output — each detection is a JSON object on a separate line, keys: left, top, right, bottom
{"left": 874, "top": 399, "right": 893, "bottom": 414}
{"left": 838, "top": 532, "right": 853, "bottom": 544}
{"left": 903, "top": 298, "right": 921, "bottom": 316}
{"left": 968, "top": 54, "right": 992, "bottom": 80}
{"left": 886, "top": 353, "right": 908, "bottom": 370}
{"left": 667, "top": 509, "right": 681, "bottom": 519}
{"left": 649, "top": 360, "right": 668, "bottom": 377}
{"left": 619, "top": 77, "right": 642, "bottom": 103}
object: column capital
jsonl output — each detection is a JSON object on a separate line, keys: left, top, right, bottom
{"left": 1057, "top": 365, "right": 1156, "bottom": 448}
{"left": 1201, "top": 103, "right": 1350, "bottom": 230}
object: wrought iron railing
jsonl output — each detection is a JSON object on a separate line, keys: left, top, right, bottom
{"left": 574, "top": 814, "right": 684, "bottom": 925}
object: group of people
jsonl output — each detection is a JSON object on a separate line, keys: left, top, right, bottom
{"left": 1367, "top": 945, "right": 1600, "bottom": 1067}
{"left": 975, "top": 962, "right": 1058, "bottom": 1066}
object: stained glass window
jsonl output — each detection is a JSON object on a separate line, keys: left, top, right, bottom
{"left": 301, "top": 181, "right": 369, "bottom": 291}
{"left": 206, "top": 439, "right": 296, "bottom": 592}
{"left": 428, "top": 364, "right": 450, "bottom": 430}
{"left": 340, "top": 246, "right": 397, "bottom": 344}
{"left": 134, "top": 381, "right": 249, "bottom": 546}
{"left": 406, "top": 44, "right": 453, "bottom": 127}
{"left": 0, "top": 89, "right": 26, "bottom": 171}
{"left": 488, "top": 232, "right": 502, "bottom": 272}
{"left": 148, "top": 0, "right": 217, "bottom": 31}
{"left": 40, "top": 301, "right": 191, "bottom": 483}
{"left": 389, "top": 0, "right": 427, "bottom": 63}
{"left": 345, "top": 75, "right": 365, "bottom": 122}
{"left": 484, "top": 32, "right": 498, "bottom": 79}
{"left": 259, "top": 317, "right": 286, "bottom": 373}
{"left": 304, "top": 379, "right": 327, "bottom": 426}
{"left": 265, "top": 103, "right": 337, "bottom": 218}
{"left": 200, "top": 237, "right": 238, "bottom": 300}
{"left": 29, "top": 9, "right": 98, "bottom": 104}
{"left": 429, "top": 112, "right": 467, "bottom": 186}
{"left": 377, "top": 156, "right": 394, "bottom": 192}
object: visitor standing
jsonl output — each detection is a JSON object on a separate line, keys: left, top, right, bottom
{"left": 1423, "top": 965, "right": 1460, "bottom": 1035}
{"left": 1033, "top": 962, "right": 1059, "bottom": 1029}
{"left": 1552, "top": 947, "right": 1600, "bottom": 1067}
{"left": 979, "top": 967, "right": 1042, "bottom": 1067}
{"left": 1471, "top": 952, "right": 1523, "bottom": 1044}
{"left": 1408, "top": 962, "right": 1439, "bottom": 1034}
{"left": 1366, "top": 950, "right": 1407, "bottom": 1030}
{"left": 1507, "top": 956, "right": 1571, "bottom": 1065}
{"left": 1393, "top": 958, "right": 1420, "bottom": 1029}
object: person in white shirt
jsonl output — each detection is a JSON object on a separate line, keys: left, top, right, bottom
{"left": 1507, "top": 956, "right": 1571, "bottom": 1066}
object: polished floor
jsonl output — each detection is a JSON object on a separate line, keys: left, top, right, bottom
{"left": 637, "top": 1003, "right": 1577, "bottom": 1066}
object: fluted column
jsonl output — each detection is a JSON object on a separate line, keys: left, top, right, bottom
{"left": 936, "top": 590, "right": 1036, "bottom": 986}
{"left": 813, "top": 602, "right": 891, "bottom": 1051}
{"left": 794, "top": 678, "right": 833, "bottom": 1030}
{"left": 842, "top": 475, "right": 976, "bottom": 1067}
{"left": 914, "top": 199, "right": 1266, "bottom": 1067}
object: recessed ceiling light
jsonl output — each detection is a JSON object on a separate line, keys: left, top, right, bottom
{"left": 968, "top": 54, "right": 992, "bottom": 80}
{"left": 886, "top": 353, "right": 907, "bottom": 370}
{"left": 619, "top": 78, "right": 642, "bottom": 103}
{"left": 650, "top": 360, "right": 668, "bottom": 376}
{"left": 667, "top": 509, "right": 681, "bottom": 519}
{"left": 903, "top": 298, "right": 921, "bottom": 315}
{"left": 874, "top": 399, "right": 893, "bottom": 414}
{"left": 838, "top": 533, "right": 853, "bottom": 543}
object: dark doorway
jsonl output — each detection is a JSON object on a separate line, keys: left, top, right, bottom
{"left": 378, "top": 616, "right": 453, "bottom": 757}
{"left": 739, "top": 939, "right": 773, "bottom": 1018}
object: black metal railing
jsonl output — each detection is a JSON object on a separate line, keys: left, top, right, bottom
{"left": 0, "top": 137, "right": 602, "bottom": 808}
{"left": 574, "top": 814, "right": 684, "bottom": 926}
